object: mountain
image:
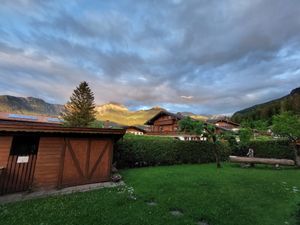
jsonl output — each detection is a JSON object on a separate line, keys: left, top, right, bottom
{"left": 0, "top": 95, "right": 64, "bottom": 116}
{"left": 96, "top": 103, "right": 164, "bottom": 126}
{"left": 0, "top": 95, "right": 209, "bottom": 125}
{"left": 232, "top": 87, "right": 300, "bottom": 123}
{"left": 179, "top": 112, "right": 208, "bottom": 121}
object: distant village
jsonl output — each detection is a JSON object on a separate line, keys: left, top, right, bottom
{"left": 0, "top": 110, "right": 242, "bottom": 141}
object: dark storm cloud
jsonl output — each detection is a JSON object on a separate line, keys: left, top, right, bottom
{"left": 0, "top": 0, "right": 300, "bottom": 114}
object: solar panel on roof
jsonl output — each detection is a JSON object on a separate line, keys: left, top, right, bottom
{"left": 47, "top": 118, "right": 62, "bottom": 123}
{"left": 8, "top": 114, "right": 38, "bottom": 121}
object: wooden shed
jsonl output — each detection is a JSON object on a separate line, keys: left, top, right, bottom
{"left": 0, "top": 119, "right": 125, "bottom": 195}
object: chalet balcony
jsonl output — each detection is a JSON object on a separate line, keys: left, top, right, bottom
{"left": 146, "top": 131, "right": 182, "bottom": 136}
{"left": 153, "top": 119, "right": 175, "bottom": 126}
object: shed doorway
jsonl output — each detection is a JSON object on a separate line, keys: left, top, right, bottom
{"left": 59, "top": 138, "right": 112, "bottom": 188}
{"left": 0, "top": 136, "right": 39, "bottom": 195}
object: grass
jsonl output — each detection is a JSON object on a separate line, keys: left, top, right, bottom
{"left": 1, "top": 163, "right": 300, "bottom": 225}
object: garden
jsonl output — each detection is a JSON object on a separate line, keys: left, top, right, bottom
{"left": 1, "top": 134, "right": 300, "bottom": 225}
{"left": 1, "top": 163, "right": 300, "bottom": 225}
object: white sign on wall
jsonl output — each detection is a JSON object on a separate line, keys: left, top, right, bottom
{"left": 17, "top": 156, "right": 29, "bottom": 164}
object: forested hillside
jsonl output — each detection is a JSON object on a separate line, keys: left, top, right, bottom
{"left": 232, "top": 87, "right": 300, "bottom": 123}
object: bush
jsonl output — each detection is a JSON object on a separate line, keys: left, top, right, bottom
{"left": 114, "top": 135, "right": 231, "bottom": 168}
{"left": 232, "top": 139, "right": 294, "bottom": 159}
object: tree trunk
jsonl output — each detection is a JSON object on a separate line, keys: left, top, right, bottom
{"left": 212, "top": 144, "right": 221, "bottom": 168}
{"left": 216, "top": 154, "right": 221, "bottom": 168}
{"left": 229, "top": 156, "right": 295, "bottom": 166}
{"left": 292, "top": 142, "right": 300, "bottom": 167}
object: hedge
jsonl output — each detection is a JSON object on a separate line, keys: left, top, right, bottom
{"left": 114, "top": 135, "right": 231, "bottom": 168}
{"left": 232, "top": 139, "right": 295, "bottom": 160}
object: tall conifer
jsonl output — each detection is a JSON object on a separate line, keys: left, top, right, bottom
{"left": 62, "top": 81, "right": 96, "bottom": 127}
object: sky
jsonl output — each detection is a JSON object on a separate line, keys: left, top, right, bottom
{"left": 0, "top": 0, "right": 300, "bottom": 115}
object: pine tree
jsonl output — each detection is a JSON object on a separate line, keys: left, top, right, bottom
{"left": 62, "top": 81, "right": 97, "bottom": 127}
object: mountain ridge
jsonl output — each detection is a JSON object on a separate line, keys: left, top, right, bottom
{"left": 232, "top": 87, "right": 300, "bottom": 123}
{"left": 0, "top": 95, "right": 207, "bottom": 126}
{"left": 0, "top": 95, "right": 64, "bottom": 116}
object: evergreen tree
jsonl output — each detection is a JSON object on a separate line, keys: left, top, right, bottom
{"left": 62, "top": 81, "right": 96, "bottom": 127}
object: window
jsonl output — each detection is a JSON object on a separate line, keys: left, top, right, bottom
{"left": 10, "top": 136, "right": 39, "bottom": 156}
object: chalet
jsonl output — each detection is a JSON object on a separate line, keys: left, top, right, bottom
{"left": 0, "top": 114, "right": 125, "bottom": 196}
{"left": 124, "top": 126, "right": 146, "bottom": 135}
{"left": 207, "top": 119, "right": 240, "bottom": 132}
{"left": 145, "top": 111, "right": 183, "bottom": 135}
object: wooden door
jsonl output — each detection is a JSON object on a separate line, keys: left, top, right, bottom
{"left": 59, "top": 138, "right": 112, "bottom": 188}
{"left": 0, "top": 136, "right": 39, "bottom": 195}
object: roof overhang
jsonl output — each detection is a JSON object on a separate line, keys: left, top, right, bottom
{"left": 123, "top": 126, "right": 146, "bottom": 133}
{"left": 0, "top": 120, "right": 126, "bottom": 140}
{"left": 145, "top": 111, "right": 183, "bottom": 125}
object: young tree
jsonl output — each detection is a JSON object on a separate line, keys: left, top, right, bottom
{"left": 272, "top": 112, "right": 300, "bottom": 167}
{"left": 239, "top": 128, "right": 252, "bottom": 146}
{"left": 179, "top": 117, "right": 222, "bottom": 168}
{"left": 62, "top": 81, "right": 97, "bottom": 127}
{"left": 178, "top": 116, "right": 195, "bottom": 133}
{"left": 203, "top": 124, "right": 222, "bottom": 168}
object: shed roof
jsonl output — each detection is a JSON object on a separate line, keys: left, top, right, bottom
{"left": 0, "top": 119, "right": 125, "bottom": 138}
{"left": 0, "top": 112, "right": 62, "bottom": 124}
{"left": 145, "top": 111, "right": 184, "bottom": 125}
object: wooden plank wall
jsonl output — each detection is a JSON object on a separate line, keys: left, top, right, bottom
{"left": 88, "top": 139, "right": 112, "bottom": 183}
{"left": 61, "top": 138, "right": 113, "bottom": 188}
{"left": 33, "top": 137, "right": 64, "bottom": 190}
{"left": 0, "top": 136, "right": 12, "bottom": 167}
{"left": 61, "top": 138, "right": 88, "bottom": 187}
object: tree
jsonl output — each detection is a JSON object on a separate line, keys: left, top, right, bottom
{"left": 178, "top": 116, "right": 196, "bottom": 133}
{"left": 239, "top": 128, "right": 252, "bottom": 146}
{"left": 89, "top": 120, "right": 104, "bottom": 128}
{"left": 272, "top": 112, "right": 300, "bottom": 167}
{"left": 179, "top": 117, "right": 222, "bottom": 168}
{"left": 240, "top": 120, "right": 269, "bottom": 131}
{"left": 62, "top": 81, "right": 97, "bottom": 127}
{"left": 203, "top": 124, "right": 222, "bottom": 168}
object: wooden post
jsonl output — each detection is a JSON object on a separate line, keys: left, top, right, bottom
{"left": 57, "top": 138, "right": 67, "bottom": 189}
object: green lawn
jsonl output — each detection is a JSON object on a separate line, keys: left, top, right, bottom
{"left": 1, "top": 164, "right": 300, "bottom": 225}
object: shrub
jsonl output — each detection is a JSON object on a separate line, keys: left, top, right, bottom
{"left": 232, "top": 139, "right": 294, "bottom": 160}
{"left": 114, "top": 135, "right": 231, "bottom": 168}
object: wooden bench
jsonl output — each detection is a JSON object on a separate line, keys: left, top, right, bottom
{"left": 229, "top": 156, "right": 295, "bottom": 166}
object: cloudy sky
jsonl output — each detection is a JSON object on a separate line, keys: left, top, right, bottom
{"left": 0, "top": 0, "right": 300, "bottom": 114}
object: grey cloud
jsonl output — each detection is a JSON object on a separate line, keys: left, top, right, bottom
{"left": 0, "top": 0, "right": 300, "bottom": 114}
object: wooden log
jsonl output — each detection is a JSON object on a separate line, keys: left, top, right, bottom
{"left": 229, "top": 156, "right": 295, "bottom": 166}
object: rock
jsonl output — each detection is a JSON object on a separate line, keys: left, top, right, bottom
{"left": 146, "top": 201, "right": 157, "bottom": 206}
{"left": 275, "top": 164, "right": 280, "bottom": 169}
{"left": 112, "top": 166, "right": 118, "bottom": 173}
{"left": 197, "top": 221, "right": 209, "bottom": 225}
{"left": 111, "top": 173, "right": 122, "bottom": 182}
{"left": 112, "top": 162, "right": 118, "bottom": 173}
{"left": 170, "top": 209, "right": 183, "bottom": 217}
